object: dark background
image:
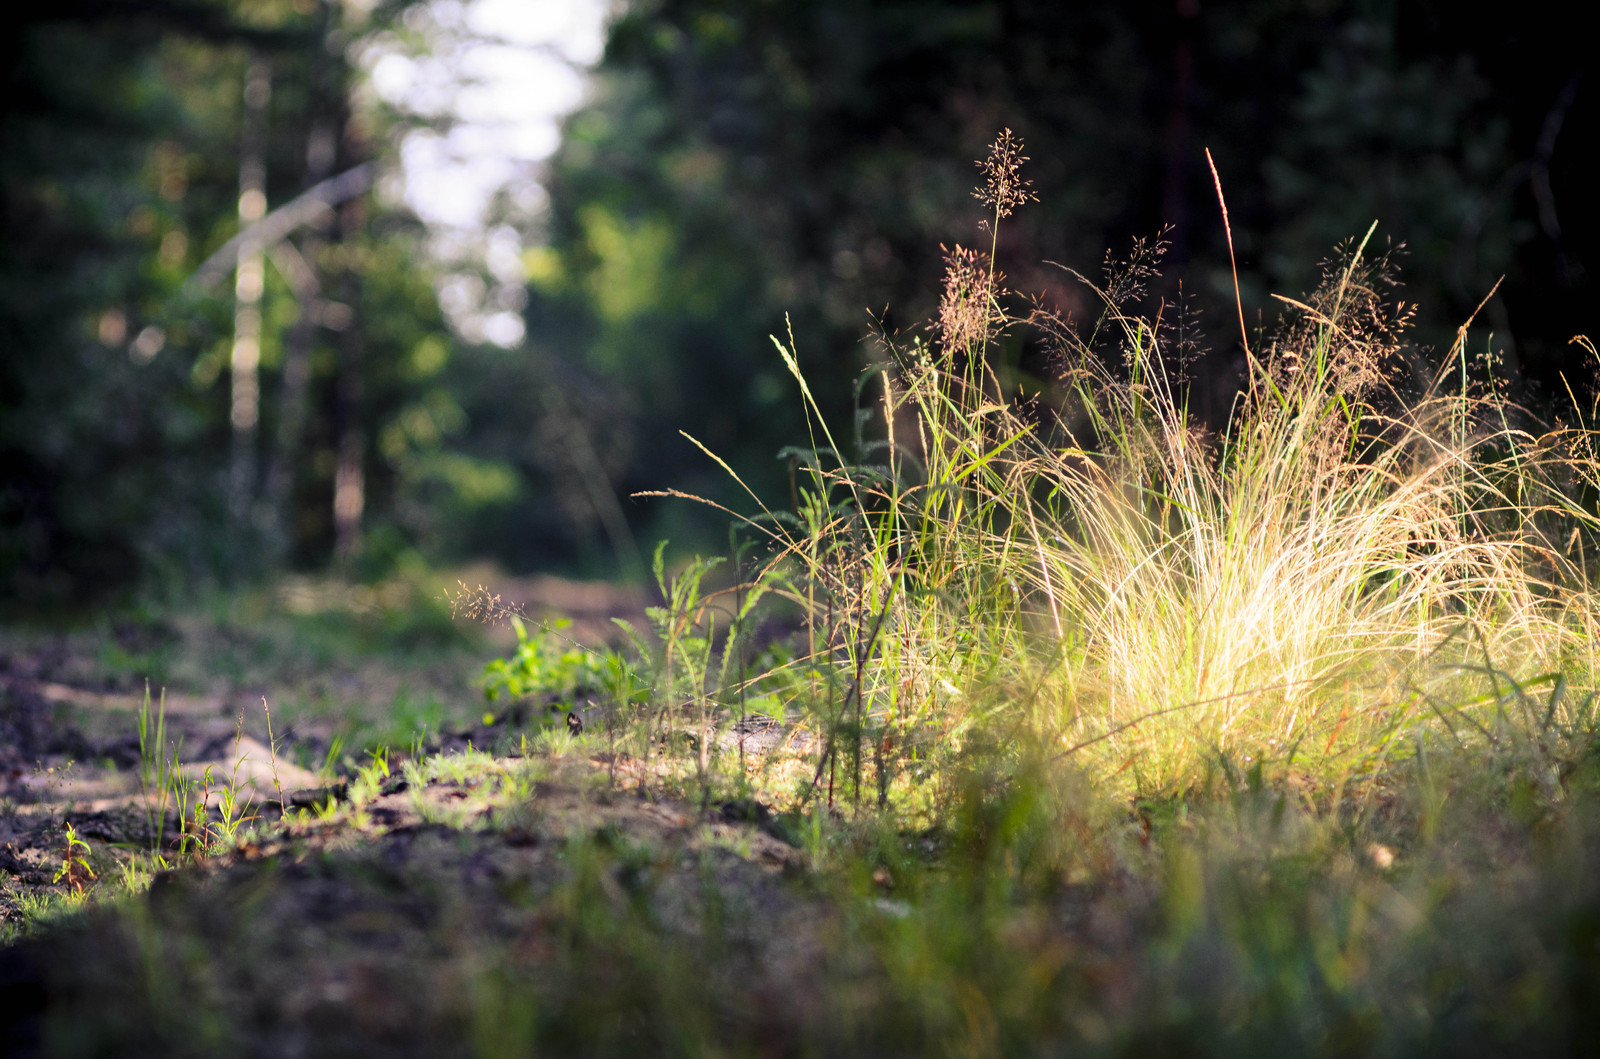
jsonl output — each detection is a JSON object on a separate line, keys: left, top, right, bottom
{"left": 2, "top": 0, "right": 1592, "bottom": 606}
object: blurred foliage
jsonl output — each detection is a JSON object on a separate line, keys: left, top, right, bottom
{"left": 536, "top": 0, "right": 1595, "bottom": 538}
{"left": 3, "top": 0, "right": 1594, "bottom": 601}
{"left": 0, "top": 0, "right": 529, "bottom": 607}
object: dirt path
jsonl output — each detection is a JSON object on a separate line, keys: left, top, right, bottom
{"left": 0, "top": 752, "right": 835, "bottom": 1057}
{"left": 0, "top": 589, "right": 837, "bottom": 1056}
{"left": 0, "top": 575, "right": 658, "bottom": 919}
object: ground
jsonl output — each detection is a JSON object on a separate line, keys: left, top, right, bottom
{"left": 0, "top": 575, "right": 862, "bottom": 1055}
{"left": 5, "top": 574, "right": 1600, "bottom": 1057}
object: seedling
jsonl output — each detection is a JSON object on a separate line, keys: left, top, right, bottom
{"left": 136, "top": 682, "right": 183, "bottom": 854}
{"left": 209, "top": 718, "right": 263, "bottom": 852}
{"left": 53, "top": 822, "right": 95, "bottom": 894}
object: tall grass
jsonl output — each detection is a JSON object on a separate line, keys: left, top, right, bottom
{"left": 704, "top": 133, "right": 1600, "bottom": 805}
{"left": 1039, "top": 249, "right": 1595, "bottom": 789}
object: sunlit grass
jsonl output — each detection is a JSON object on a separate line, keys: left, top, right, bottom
{"left": 655, "top": 140, "right": 1600, "bottom": 811}
{"left": 1031, "top": 273, "right": 1598, "bottom": 790}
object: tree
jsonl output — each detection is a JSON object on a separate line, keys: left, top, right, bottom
{"left": 0, "top": 0, "right": 513, "bottom": 602}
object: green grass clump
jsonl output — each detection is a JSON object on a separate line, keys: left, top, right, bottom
{"left": 640, "top": 133, "right": 1600, "bottom": 811}
{"left": 453, "top": 133, "right": 1600, "bottom": 830}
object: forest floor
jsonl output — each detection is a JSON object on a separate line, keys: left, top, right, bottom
{"left": 3, "top": 574, "right": 1600, "bottom": 1057}
{"left": 0, "top": 573, "right": 911, "bottom": 1057}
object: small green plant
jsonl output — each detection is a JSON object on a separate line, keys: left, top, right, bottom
{"left": 263, "top": 696, "right": 287, "bottom": 815}
{"left": 169, "top": 762, "right": 202, "bottom": 860}
{"left": 348, "top": 747, "right": 392, "bottom": 805}
{"left": 135, "top": 686, "right": 266, "bottom": 860}
{"left": 318, "top": 733, "right": 347, "bottom": 781}
{"left": 136, "top": 681, "right": 180, "bottom": 854}
{"left": 53, "top": 821, "right": 95, "bottom": 894}
{"left": 117, "top": 852, "right": 162, "bottom": 895}
{"left": 210, "top": 755, "right": 260, "bottom": 852}
{"left": 481, "top": 617, "right": 612, "bottom": 705}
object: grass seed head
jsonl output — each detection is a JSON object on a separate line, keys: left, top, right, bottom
{"left": 448, "top": 581, "right": 524, "bottom": 627}
{"left": 974, "top": 128, "right": 1037, "bottom": 219}
{"left": 935, "top": 244, "right": 1002, "bottom": 355}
